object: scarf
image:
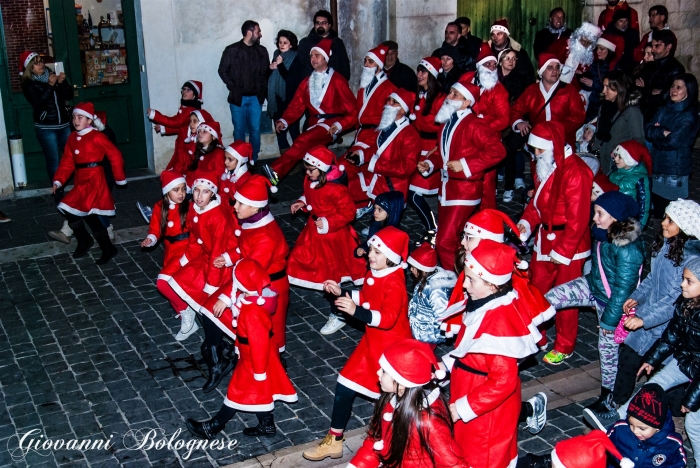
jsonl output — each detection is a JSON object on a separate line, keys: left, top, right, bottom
{"left": 547, "top": 23, "right": 568, "bottom": 35}
{"left": 267, "top": 49, "right": 298, "bottom": 115}
{"left": 242, "top": 205, "right": 271, "bottom": 224}
{"left": 33, "top": 69, "right": 50, "bottom": 83}
{"left": 180, "top": 98, "right": 201, "bottom": 109}
{"left": 592, "top": 226, "right": 609, "bottom": 243}
{"left": 465, "top": 288, "right": 511, "bottom": 312}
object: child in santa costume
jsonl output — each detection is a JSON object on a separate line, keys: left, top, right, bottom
{"left": 186, "top": 120, "right": 225, "bottom": 188}
{"left": 147, "top": 80, "right": 203, "bottom": 136}
{"left": 218, "top": 141, "right": 253, "bottom": 212}
{"left": 407, "top": 57, "right": 446, "bottom": 236}
{"left": 186, "top": 258, "right": 297, "bottom": 440}
{"left": 444, "top": 240, "right": 541, "bottom": 468}
{"left": 303, "top": 226, "right": 413, "bottom": 462}
{"left": 349, "top": 338, "right": 468, "bottom": 468}
{"left": 609, "top": 140, "right": 652, "bottom": 227}
{"left": 52, "top": 102, "right": 126, "bottom": 265}
{"left": 287, "top": 146, "right": 366, "bottom": 292}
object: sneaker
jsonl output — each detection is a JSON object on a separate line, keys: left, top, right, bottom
{"left": 136, "top": 201, "right": 152, "bottom": 224}
{"left": 514, "top": 178, "right": 526, "bottom": 190}
{"left": 585, "top": 391, "right": 615, "bottom": 413}
{"left": 583, "top": 407, "right": 620, "bottom": 432}
{"left": 0, "top": 210, "right": 10, "bottom": 222}
{"left": 107, "top": 225, "right": 115, "bottom": 241}
{"left": 320, "top": 314, "right": 346, "bottom": 335}
{"left": 302, "top": 433, "right": 344, "bottom": 461}
{"left": 261, "top": 164, "right": 280, "bottom": 186}
{"left": 48, "top": 230, "right": 72, "bottom": 244}
{"left": 355, "top": 202, "right": 373, "bottom": 219}
{"left": 542, "top": 350, "right": 571, "bottom": 365}
{"left": 503, "top": 190, "right": 514, "bottom": 203}
{"left": 175, "top": 307, "right": 199, "bottom": 341}
{"left": 361, "top": 227, "right": 370, "bottom": 236}
{"left": 525, "top": 392, "right": 548, "bottom": 434}
{"left": 497, "top": 173, "right": 504, "bottom": 182}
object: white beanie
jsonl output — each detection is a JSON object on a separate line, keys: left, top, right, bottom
{"left": 666, "top": 199, "right": 700, "bottom": 239}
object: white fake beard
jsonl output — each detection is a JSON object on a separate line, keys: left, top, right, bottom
{"left": 378, "top": 105, "right": 401, "bottom": 131}
{"left": 477, "top": 65, "right": 498, "bottom": 91}
{"left": 435, "top": 99, "right": 463, "bottom": 123}
{"left": 360, "top": 66, "right": 377, "bottom": 89}
{"left": 535, "top": 150, "right": 556, "bottom": 182}
{"left": 567, "top": 33, "right": 595, "bottom": 68}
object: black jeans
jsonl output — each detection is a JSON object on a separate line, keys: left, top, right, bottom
{"left": 408, "top": 190, "right": 436, "bottom": 231}
{"left": 63, "top": 212, "right": 107, "bottom": 235}
{"left": 612, "top": 344, "right": 644, "bottom": 405}
{"left": 330, "top": 382, "right": 357, "bottom": 430}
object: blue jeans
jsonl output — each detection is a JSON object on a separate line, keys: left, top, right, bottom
{"left": 230, "top": 96, "right": 262, "bottom": 162}
{"left": 35, "top": 125, "right": 71, "bottom": 181}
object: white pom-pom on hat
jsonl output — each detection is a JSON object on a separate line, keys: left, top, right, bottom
{"left": 517, "top": 259, "right": 529, "bottom": 270}
{"left": 414, "top": 105, "right": 420, "bottom": 111}
{"left": 373, "top": 440, "right": 384, "bottom": 451}
{"left": 256, "top": 297, "right": 265, "bottom": 306}
{"left": 409, "top": 114, "right": 416, "bottom": 120}
{"left": 434, "top": 368, "right": 447, "bottom": 380}
{"left": 270, "top": 185, "right": 278, "bottom": 193}
{"left": 401, "top": 261, "right": 408, "bottom": 269}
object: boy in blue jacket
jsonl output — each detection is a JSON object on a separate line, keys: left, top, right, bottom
{"left": 607, "top": 383, "right": 686, "bottom": 467}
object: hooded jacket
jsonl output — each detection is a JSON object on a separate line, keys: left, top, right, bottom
{"left": 606, "top": 412, "right": 686, "bottom": 468}
{"left": 609, "top": 163, "right": 651, "bottom": 227}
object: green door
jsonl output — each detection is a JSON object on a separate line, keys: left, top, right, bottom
{"left": 457, "top": 0, "right": 582, "bottom": 67}
{"left": 0, "top": 0, "right": 147, "bottom": 186}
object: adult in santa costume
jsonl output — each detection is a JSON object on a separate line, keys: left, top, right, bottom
{"left": 53, "top": 102, "right": 126, "bottom": 264}
{"left": 465, "top": 43, "right": 511, "bottom": 210}
{"left": 218, "top": 141, "right": 253, "bottom": 212}
{"left": 510, "top": 53, "right": 586, "bottom": 148}
{"left": 186, "top": 258, "right": 298, "bottom": 440}
{"left": 418, "top": 78, "right": 506, "bottom": 269}
{"left": 147, "top": 80, "right": 203, "bottom": 136}
{"left": 303, "top": 226, "right": 412, "bottom": 461}
{"left": 598, "top": 0, "right": 639, "bottom": 33}
{"left": 349, "top": 339, "right": 468, "bottom": 468}
{"left": 263, "top": 38, "right": 357, "bottom": 186}
{"left": 444, "top": 240, "right": 540, "bottom": 468}
{"left": 517, "top": 122, "right": 593, "bottom": 365}
{"left": 548, "top": 22, "right": 603, "bottom": 88}
{"left": 287, "top": 146, "right": 366, "bottom": 291}
{"left": 407, "top": 57, "right": 446, "bottom": 235}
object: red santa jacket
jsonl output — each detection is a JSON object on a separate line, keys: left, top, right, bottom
{"left": 424, "top": 110, "right": 506, "bottom": 205}
{"left": 186, "top": 147, "right": 226, "bottom": 188}
{"left": 349, "top": 388, "right": 468, "bottom": 468}
{"left": 149, "top": 105, "right": 199, "bottom": 135}
{"left": 358, "top": 117, "right": 422, "bottom": 200}
{"left": 165, "top": 126, "right": 196, "bottom": 176}
{"left": 279, "top": 68, "right": 358, "bottom": 134}
{"left": 519, "top": 154, "right": 593, "bottom": 265}
{"left": 146, "top": 199, "right": 190, "bottom": 270}
{"left": 412, "top": 92, "right": 447, "bottom": 152}
{"left": 297, "top": 177, "right": 356, "bottom": 234}
{"left": 463, "top": 71, "right": 511, "bottom": 134}
{"left": 510, "top": 81, "right": 586, "bottom": 147}
{"left": 598, "top": 1, "right": 640, "bottom": 32}
{"left": 351, "top": 73, "right": 397, "bottom": 153}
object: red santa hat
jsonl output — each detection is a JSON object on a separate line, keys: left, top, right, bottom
{"left": 614, "top": 140, "right": 652, "bottom": 174}
{"left": 184, "top": 80, "right": 203, "bottom": 102}
{"left": 596, "top": 34, "right": 617, "bottom": 53}
{"left": 390, "top": 89, "right": 414, "bottom": 114}
{"left": 451, "top": 77, "right": 480, "bottom": 107}
{"left": 476, "top": 43, "right": 497, "bottom": 66}
{"left": 18, "top": 51, "right": 39, "bottom": 74}
{"left": 232, "top": 259, "right": 272, "bottom": 306}
{"left": 73, "top": 102, "right": 96, "bottom": 120}
{"left": 225, "top": 141, "right": 252, "bottom": 164}
{"left": 303, "top": 145, "right": 336, "bottom": 173}
{"left": 465, "top": 239, "right": 516, "bottom": 286}
{"left": 93, "top": 111, "right": 107, "bottom": 131}
{"left": 197, "top": 120, "right": 221, "bottom": 141}
{"left": 160, "top": 170, "right": 187, "bottom": 195}
{"left": 592, "top": 172, "right": 619, "bottom": 198}
{"left": 551, "top": 430, "right": 634, "bottom": 468}
{"left": 190, "top": 108, "right": 212, "bottom": 126}
{"left": 191, "top": 171, "right": 219, "bottom": 194}
{"left": 234, "top": 174, "right": 277, "bottom": 207}
{"left": 368, "top": 226, "right": 410, "bottom": 268}
{"left": 407, "top": 242, "right": 438, "bottom": 273}
{"left": 464, "top": 209, "right": 521, "bottom": 243}
{"left": 418, "top": 56, "right": 442, "bottom": 79}
{"left": 311, "top": 38, "right": 333, "bottom": 62}
{"left": 597, "top": 33, "right": 624, "bottom": 69}
{"left": 490, "top": 19, "right": 510, "bottom": 36}
{"left": 366, "top": 44, "right": 389, "bottom": 69}
{"left": 379, "top": 339, "right": 446, "bottom": 387}
{"left": 537, "top": 53, "right": 562, "bottom": 77}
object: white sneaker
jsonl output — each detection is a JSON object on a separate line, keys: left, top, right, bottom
{"left": 175, "top": 307, "right": 199, "bottom": 341}
{"left": 497, "top": 173, "right": 504, "bottom": 182}
{"left": 320, "top": 314, "right": 346, "bottom": 335}
{"left": 503, "top": 190, "right": 514, "bottom": 203}
{"left": 355, "top": 202, "right": 373, "bottom": 219}
{"left": 525, "top": 392, "right": 548, "bottom": 434}
{"left": 107, "top": 225, "right": 115, "bottom": 241}
{"left": 514, "top": 178, "right": 526, "bottom": 190}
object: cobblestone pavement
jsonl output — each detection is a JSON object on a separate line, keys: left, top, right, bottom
{"left": 0, "top": 153, "right": 698, "bottom": 467}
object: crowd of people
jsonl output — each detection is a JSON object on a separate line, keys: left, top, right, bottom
{"left": 16, "top": 0, "right": 700, "bottom": 466}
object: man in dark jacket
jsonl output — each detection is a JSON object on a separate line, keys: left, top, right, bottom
{"left": 284, "top": 10, "right": 351, "bottom": 106}
{"left": 489, "top": 19, "right": 536, "bottom": 82}
{"left": 605, "top": 8, "right": 640, "bottom": 75}
{"left": 436, "top": 45, "right": 464, "bottom": 91}
{"left": 218, "top": 20, "right": 270, "bottom": 162}
{"left": 381, "top": 41, "right": 417, "bottom": 92}
{"left": 455, "top": 16, "right": 482, "bottom": 62}
{"left": 432, "top": 22, "right": 475, "bottom": 72}
{"left": 533, "top": 8, "right": 573, "bottom": 60}
{"left": 637, "top": 29, "right": 685, "bottom": 122}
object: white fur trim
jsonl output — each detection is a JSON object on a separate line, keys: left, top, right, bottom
{"left": 459, "top": 157, "right": 472, "bottom": 178}
{"left": 310, "top": 46, "right": 329, "bottom": 62}
{"left": 366, "top": 51, "right": 384, "bottom": 69}
{"left": 197, "top": 123, "right": 218, "bottom": 140}
{"left": 619, "top": 458, "right": 635, "bottom": 468}
{"left": 234, "top": 191, "right": 268, "bottom": 208}
{"left": 379, "top": 355, "right": 426, "bottom": 388}
{"left": 464, "top": 223, "right": 504, "bottom": 242}
{"left": 389, "top": 92, "right": 409, "bottom": 112}
{"left": 464, "top": 252, "right": 512, "bottom": 285}
{"left": 203, "top": 283, "right": 217, "bottom": 294}
{"left": 490, "top": 24, "right": 510, "bottom": 35}
{"left": 455, "top": 395, "right": 478, "bottom": 422}
{"left": 614, "top": 144, "right": 637, "bottom": 167}
{"left": 72, "top": 108, "right": 95, "bottom": 120}
{"left": 538, "top": 57, "right": 561, "bottom": 77}
{"left": 303, "top": 152, "right": 331, "bottom": 172}
{"left": 369, "top": 310, "right": 382, "bottom": 327}
{"left": 23, "top": 52, "right": 39, "bottom": 70}
{"left": 368, "top": 235, "right": 402, "bottom": 265}
{"left": 407, "top": 256, "right": 436, "bottom": 272}
{"left": 162, "top": 176, "right": 186, "bottom": 195}
{"left": 528, "top": 133, "right": 554, "bottom": 150}
{"left": 419, "top": 59, "right": 440, "bottom": 78}
{"left": 336, "top": 374, "right": 381, "bottom": 400}
{"left": 549, "top": 249, "right": 572, "bottom": 266}
{"left": 597, "top": 37, "right": 616, "bottom": 52}
{"left": 451, "top": 82, "right": 475, "bottom": 104}
{"left": 316, "top": 217, "right": 329, "bottom": 234}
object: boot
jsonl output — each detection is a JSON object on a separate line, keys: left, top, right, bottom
{"left": 185, "top": 417, "right": 225, "bottom": 440}
{"left": 94, "top": 229, "right": 118, "bottom": 265}
{"left": 69, "top": 221, "right": 94, "bottom": 258}
{"left": 243, "top": 413, "right": 276, "bottom": 437}
{"left": 585, "top": 386, "right": 614, "bottom": 412}
{"left": 202, "top": 344, "right": 234, "bottom": 394}
{"left": 302, "top": 433, "right": 345, "bottom": 461}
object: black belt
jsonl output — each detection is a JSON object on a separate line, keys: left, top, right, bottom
{"left": 454, "top": 359, "right": 487, "bottom": 377}
{"left": 164, "top": 232, "right": 189, "bottom": 243}
{"left": 238, "top": 331, "right": 274, "bottom": 345}
{"left": 419, "top": 131, "right": 438, "bottom": 140}
{"left": 75, "top": 162, "right": 101, "bottom": 169}
{"left": 541, "top": 224, "right": 566, "bottom": 231}
{"left": 270, "top": 269, "right": 286, "bottom": 282}
{"left": 314, "top": 113, "right": 343, "bottom": 119}
{"left": 358, "top": 124, "right": 378, "bottom": 130}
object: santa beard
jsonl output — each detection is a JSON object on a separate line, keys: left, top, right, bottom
{"left": 567, "top": 31, "right": 596, "bottom": 68}
{"left": 435, "top": 99, "right": 463, "bottom": 123}
{"left": 360, "top": 66, "right": 378, "bottom": 89}
{"left": 378, "top": 105, "right": 401, "bottom": 131}
{"left": 535, "top": 150, "right": 556, "bottom": 182}
{"left": 477, "top": 64, "right": 498, "bottom": 91}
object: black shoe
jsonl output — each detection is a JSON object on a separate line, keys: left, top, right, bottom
{"left": 242, "top": 413, "right": 276, "bottom": 437}
{"left": 202, "top": 344, "right": 235, "bottom": 394}
{"left": 585, "top": 387, "right": 614, "bottom": 413}
{"left": 186, "top": 418, "right": 225, "bottom": 440}
{"left": 94, "top": 230, "right": 118, "bottom": 265}
{"left": 280, "top": 355, "right": 287, "bottom": 370}
{"left": 69, "top": 221, "right": 94, "bottom": 258}
{"left": 261, "top": 164, "right": 280, "bottom": 186}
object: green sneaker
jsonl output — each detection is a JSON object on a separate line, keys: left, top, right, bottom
{"left": 542, "top": 350, "right": 571, "bottom": 365}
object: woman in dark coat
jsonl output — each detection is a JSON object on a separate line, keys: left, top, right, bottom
{"left": 267, "top": 30, "right": 299, "bottom": 154}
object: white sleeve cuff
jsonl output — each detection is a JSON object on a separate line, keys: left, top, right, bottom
{"left": 298, "top": 195, "right": 307, "bottom": 204}
{"left": 459, "top": 158, "right": 471, "bottom": 178}
{"left": 146, "top": 234, "right": 158, "bottom": 245}
{"left": 278, "top": 119, "right": 288, "bottom": 130}
{"left": 158, "top": 125, "right": 167, "bottom": 135}
{"left": 351, "top": 290, "right": 361, "bottom": 305}
{"left": 218, "top": 294, "right": 232, "bottom": 307}
{"left": 334, "top": 123, "right": 343, "bottom": 133}
{"left": 223, "top": 252, "right": 234, "bottom": 267}
{"left": 367, "top": 153, "right": 380, "bottom": 173}
{"left": 549, "top": 249, "right": 572, "bottom": 266}
{"left": 148, "top": 109, "right": 155, "bottom": 119}
{"left": 512, "top": 119, "right": 526, "bottom": 132}
{"left": 357, "top": 150, "right": 365, "bottom": 166}
{"left": 203, "top": 283, "right": 217, "bottom": 294}
{"left": 115, "top": 179, "right": 127, "bottom": 186}
{"left": 519, "top": 219, "right": 532, "bottom": 241}
{"left": 180, "top": 255, "right": 189, "bottom": 267}
{"left": 53, "top": 181, "right": 62, "bottom": 188}
{"left": 316, "top": 217, "right": 329, "bottom": 234}
{"left": 253, "top": 372, "right": 267, "bottom": 381}
{"left": 423, "top": 160, "right": 435, "bottom": 176}
{"left": 369, "top": 310, "right": 381, "bottom": 327}
{"left": 455, "top": 395, "right": 478, "bottom": 423}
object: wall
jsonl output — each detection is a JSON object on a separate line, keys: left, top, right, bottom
{"left": 0, "top": 0, "right": 49, "bottom": 91}
{"left": 0, "top": 91, "right": 13, "bottom": 197}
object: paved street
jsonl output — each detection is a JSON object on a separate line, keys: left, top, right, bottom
{"left": 0, "top": 154, "right": 698, "bottom": 467}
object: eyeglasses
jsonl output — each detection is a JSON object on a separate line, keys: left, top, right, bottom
{"left": 304, "top": 165, "right": 318, "bottom": 173}
{"left": 181, "top": 87, "right": 193, "bottom": 93}
{"left": 314, "top": 20, "right": 329, "bottom": 26}
{"left": 34, "top": 58, "right": 44, "bottom": 64}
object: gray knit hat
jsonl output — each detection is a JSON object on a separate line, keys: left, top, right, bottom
{"left": 685, "top": 257, "right": 700, "bottom": 282}
{"left": 666, "top": 199, "right": 700, "bottom": 239}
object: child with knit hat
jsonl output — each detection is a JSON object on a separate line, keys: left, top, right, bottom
{"left": 355, "top": 190, "right": 404, "bottom": 257}
{"left": 609, "top": 140, "right": 652, "bottom": 227}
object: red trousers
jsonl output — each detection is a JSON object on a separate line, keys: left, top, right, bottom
{"left": 529, "top": 257, "right": 585, "bottom": 354}
{"left": 481, "top": 169, "right": 497, "bottom": 210}
{"left": 436, "top": 204, "right": 478, "bottom": 271}
{"left": 271, "top": 125, "right": 333, "bottom": 180}
{"left": 157, "top": 279, "right": 188, "bottom": 314}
